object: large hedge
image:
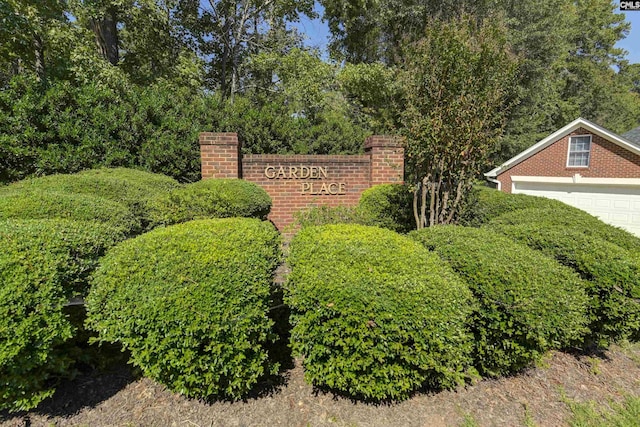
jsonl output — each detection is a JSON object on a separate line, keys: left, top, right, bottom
{"left": 0, "top": 189, "right": 141, "bottom": 235}
{"left": 147, "top": 179, "right": 272, "bottom": 227}
{"left": 286, "top": 224, "right": 474, "bottom": 400}
{"left": 461, "top": 186, "right": 585, "bottom": 226}
{"left": 0, "top": 219, "right": 126, "bottom": 412}
{"left": 410, "top": 226, "right": 589, "bottom": 376}
{"left": 487, "top": 223, "right": 640, "bottom": 344}
{"left": 2, "top": 168, "right": 180, "bottom": 228}
{"left": 85, "top": 218, "right": 281, "bottom": 399}
{"left": 357, "top": 184, "right": 414, "bottom": 233}
{"left": 489, "top": 207, "right": 640, "bottom": 254}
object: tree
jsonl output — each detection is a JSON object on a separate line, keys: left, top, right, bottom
{"left": 174, "top": 0, "right": 314, "bottom": 98}
{"left": 401, "top": 14, "right": 517, "bottom": 228}
{"left": 0, "top": 0, "right": 68, "bottom": 83}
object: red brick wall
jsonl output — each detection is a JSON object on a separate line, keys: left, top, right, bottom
{"left": 199, "top": 133, "right": 404, "bottom": 229}
{"left": 199, "top": 133, "right": 240, "bottom": 178}
{"left": 497, "top": 128, "right": 640, "bottom": 192}
{"left": 365, "top": 136, "right": 405, "bottom": 186}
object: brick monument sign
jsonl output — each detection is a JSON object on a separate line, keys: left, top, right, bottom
{"left": 200, "top": 133, "right": 404, "bottom": 229}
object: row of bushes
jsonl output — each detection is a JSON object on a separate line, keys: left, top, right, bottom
{"left": 410, "top": 226, "right": 589, "bottom": 376}
{"left": 0, "top": 168, "right": 273, "bottom": 232}
{"left": 466, "top": 187, "right": 640, "bottom": 345}
{"left": 0, "top": 169, "right": 274, "bottom": 412}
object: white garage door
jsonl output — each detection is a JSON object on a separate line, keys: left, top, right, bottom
{"left": 512, "top": 181, "right": 640, "bottom": 236}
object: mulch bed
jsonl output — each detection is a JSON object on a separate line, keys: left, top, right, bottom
{"left": 2, "top": 343, "right": 640, "bottom": 427}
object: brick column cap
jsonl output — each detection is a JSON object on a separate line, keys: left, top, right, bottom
{"left": 199, "top": 132, "right": 239, "bottom": 146}
{"left": 364, "top": 135, "right": 404, "bottom": 150}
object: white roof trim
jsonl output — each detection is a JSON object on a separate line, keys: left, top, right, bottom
{"left": 485, "top": 118, "right": 640, "bottom": 178}
{"left": 511, "top": 175, "right": 640, "bottom": 187}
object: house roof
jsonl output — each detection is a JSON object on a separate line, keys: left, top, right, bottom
{"left": 485, "top": 117, "right": 640, "bottom": 178}
{"left": 623, "top": 125, "right": 640, "bottom": 149}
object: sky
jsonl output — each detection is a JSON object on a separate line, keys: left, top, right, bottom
{"left": 618, "top": 10, "right": 640, "bottom": 64}
{"left": 295, "top": 4, "right": 640, "bottom": 65}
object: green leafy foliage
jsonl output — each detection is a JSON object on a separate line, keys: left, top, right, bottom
{"left": 357, "top": 184, "right": 414, "bottom": 233}
{"left": 85, "top": 218, "right": 281, "bottom": 400}
{"left": 4, "top": 168, "right": 180, "bottom": 228}
{"left": 410, "top": 226, "right": 589, "bottom": 376}
{"left": 0, "top": 189, "right": 141, "bottom": 235}
{"left": 147, "top": 179, "right": 272, "bottom": 228}
{"left": 0, "top": 77, "right": 209, "bottom": 184}
{"left": 401, "top": 14, "right": 518, "bottom": 228}
{"left": 0, "top": 219, "right": 125, "bottom": 412}
{"left": 460, "top": 186, "right": 584, "bottom": 226}
{"left": 293, "top": 205, "right": 362, "bottom": 228}
{"left": 487, "top": 224, "right": 640, "bottom": 345}
{"left": 286, "top": 224, "right": 474, "bottom": 400}
{"left": 489, "top": 207, "right": 640, "bottom": 254}
{"left": 293, "top": 184, "right": 414, "bottom": 232}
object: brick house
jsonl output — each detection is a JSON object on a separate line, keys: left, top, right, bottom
{"left": 484, "top": 118, "right": 640, "bottom": 236}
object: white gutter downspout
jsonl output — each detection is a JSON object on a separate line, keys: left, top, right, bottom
{"left": 486, "top": 177, "right": 501, "bottom": 191}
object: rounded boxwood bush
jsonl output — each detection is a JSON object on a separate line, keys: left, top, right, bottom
{"left": 0, "top": 189, "right": 141, "bottom": 235}
{"left": 147, "top": 179, "right": 272, "bottom": 227}
{"left": 461, "top": 186, "right": 584, "bottom": 226}
{"left": 0, "top": 219, "right": 126, "bottom": 412}
{"left": 356, "top": 184, "right": 414, "bottom": 233}
{"left": 2, "top": 168, "right": 180, "bottom": 228}
{"left": 286, "top": 224, "right": 474, "bottom": 400}
{"left": 487, "top": 223, "right": 640, "bottom": 345}
{"left": 85, "top": 218, "right": 281, "bottom": 400}
{"left": 410, "top": 226, "right": 589, "bottom": 376}
{"left": 490, "top": 207, "right": 640, "bottom": 254}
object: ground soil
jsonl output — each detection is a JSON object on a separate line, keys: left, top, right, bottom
{"left": 2, "top": 343, "right": 639, "bottom": 427}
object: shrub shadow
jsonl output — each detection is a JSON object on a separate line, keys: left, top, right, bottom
{"left": 241, "top": 282, "right": 295, "bottom": 401}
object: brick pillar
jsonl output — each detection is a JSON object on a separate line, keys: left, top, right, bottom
{"left": 365, "top": 135, "right": 404, "bottom": 185}
{"left": 199, "top": 133, "right": 240, "bottom": 179}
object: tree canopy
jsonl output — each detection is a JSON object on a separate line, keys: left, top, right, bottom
{"left": 0, "top": 0, "right": 638, "bottom": 185}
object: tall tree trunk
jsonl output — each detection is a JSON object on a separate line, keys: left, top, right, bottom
{"left": 91, "top": 7, "right": 119, "bottom": 66}
{"left": 34, "top": 33, "right": 45, "bottom": 81}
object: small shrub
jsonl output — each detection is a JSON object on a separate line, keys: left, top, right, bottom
{"left": 461, "top": 186, "right": 584, "bottom": 226}
{"left": 0, "top": 219, "right": 125, "bottom": 412}
{"left": 0, "top": 189, "right": 141, "bottom": 235}
{"left": 85, "top": 218, "right": 281, "bottom": 400}
{"left": 410, "top": 226, "right": 589, "bottom": 376}
{"left": 147, "top": 179, "right": 271, "bottom": 227}
{"left": 2, "top": 168, "right": 180, "bottom": 228}
{"left": 293, "top": 184, "right": 414, "bottom": 233}
{"left": 293, "top": 205, "right": 362, "bottom": 228}
{"left": 487, "top": 223, "right": 640, "bottom": 345}
{"left": 286, "top": 224, "right": 474, "bottom": 400}
{"left": 490, "top": 207, "right": 640, "bottom": 254}
{"left": 356, "top": 184, "right": 414, "bottom": 233}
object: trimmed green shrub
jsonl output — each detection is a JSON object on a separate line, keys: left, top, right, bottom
{"left": 490, "top": 207, "right": 640, "bottom": 254}
{"left": 0, "top": 219, "right": 125, "bottom": 412}
{"left": 0, "top": 189, "right": 141, "bottom": 235}
{"left": 356, "top": 184, "right": 414, "bottom": 233}
{"left": 147, "top": 179, "right": 272, "bottom": 227}
{"left": 461, "top": 186, "right": 584, "bottom": 226}
{"left": 410, "top": 226, "right": 589, "bottom": 376}
{"left": 2, "top": 168, "right": 180, "bottom": 228}
{"left": 85, "top": 218, "right": 281, "bottom": 400}
{"left": 293, "top": 205, "right": 362, "bottom": 228}
{"left": 487, "top": 223, "right": 640, "bottom": 345}
{"left": 286, "top": 224, "right": 474, "bottom": 400}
